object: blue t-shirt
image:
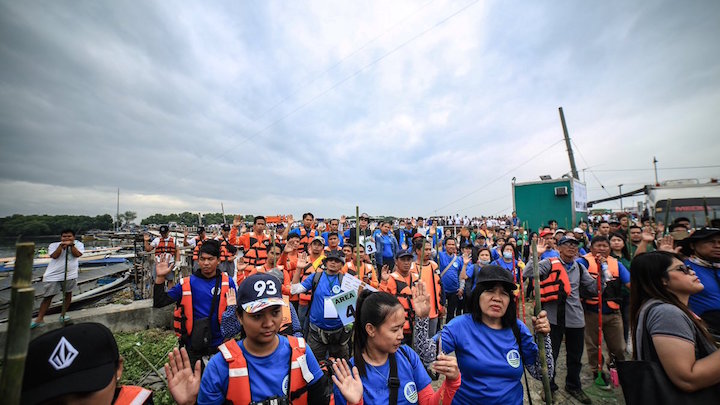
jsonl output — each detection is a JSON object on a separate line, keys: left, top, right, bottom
{"left": 490, "top": 248, "right": 500, "bottom": 261}
{"left": 575, "top": 257, "right": 630, "bottom": 314}
{"left": 321, "top": 231, "right": 344, "bottom": 247}
{"left": 379, "top": 234, "right": 394, "bottom": 258}
{"left": 198, "top": 336, "right": 324, "bottom": 404}
{"left": 437, "top": 251, "right": 462, "bottom": 293}
{"left": 301, "top": 271, "right": 344, "bottom": 330}
{"left": 167, "top": 274, "right": 237, "bottom": 346}
{"left": 334, "top": 345, "right": 431, "bottom": 405}
{"left": 439, "top": 315, "right": 537, "bottom": 405}
{"left": 687, "top": 259, "right": 720, "bottom": 316}
{"left": 493, "top": 259, "right": 520, "bottom": 281}
{"left": 540, "top": 250, "right": 560, "bottom": 260}
{"left": 464, "top": 263, "right": 478, "bottom": 293}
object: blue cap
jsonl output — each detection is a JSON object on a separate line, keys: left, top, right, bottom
{"left": 395, "top": 249, "right": 413, "bottom": 259}
{"left": 237, "top": 273, "right": 287, "bottom": 314}
{"left": 558, "top": 235, "right": 579, "bottom": 246}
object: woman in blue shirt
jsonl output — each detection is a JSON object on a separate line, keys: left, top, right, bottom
{"left": 414, "top": 265, "right": 554, "bottom": 405}
{"left": 331, "top": 290, "right": 461, "bottom": 405}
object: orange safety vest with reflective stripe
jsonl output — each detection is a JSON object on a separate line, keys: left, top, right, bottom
{"left": 412, "top": 261, "right": 443, "bottom": 319}
{"left": 114, "top": 385, "right": 153, "bottom": 405}
{"left": 192, "top": 236, "right": 207, "bottom": 261}
{"left": 382, "top": 272, "right": 419, "bottom": 334}
{"left": 218, "top": 336, "right": 310, "bottom": 405}
{"left": 539, "top": 257, "right": 571, "bottom": 303}
{"left": 156, "top": 238, "right": 176, "bottom": 256}
{"left": 244, "top": 234, "right": 271, "bottom": 267}
{"left": 299, "top": 255, "right": 324, "bottom": 305}
{"left": 173, "top": 274, "right": 230, "bottom": 338}
{"left": 298, "top": 227, "right": 318, "bottom": 252}
{"left": 583, "top": 253, "right": 622, "bottom": 310}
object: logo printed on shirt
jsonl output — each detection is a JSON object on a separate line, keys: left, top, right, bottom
{"left": 506, "top": 349, "right": 521, "bottom": 368}
{"left": 453, "top": 262, "right": 459, "bottom": 268}
{"left": 282, "top": 375, "right": 289, "bottom": 395}
{"left": 49, "top": 336, "right": 79, "bottom": 370}
{"left": 332, "top": 285, "right": 341, "bottom": 294}
{"left": 404, "top": 381, "right": 418, "bottom": 403}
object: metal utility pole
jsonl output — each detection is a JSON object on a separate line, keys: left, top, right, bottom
{"left": 618, "top": 184, "right": 624, "bottom": 211}
{"left": 116, "top": 188, "right": 120, "bottom": 231}
{"left": 653, "top": 157, "right": 659, "bottom": 186}
{"left": 558, "top": 107, "right": 579, "bottom": 180}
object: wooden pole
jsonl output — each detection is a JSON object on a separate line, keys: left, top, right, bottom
{"left": 60, "top": 241, "right": 70, "bottom": 325}
{"left": 532, "top": 240, "right": 552, "bottom": 405}
{"left": 0, "top": 243, "right": 36, "bottom": 405}
{"left": 703, "top": 198, "right": 711, "bottom": 226}
{"left": 271, "top": 229, "right": 277, "bottom": 269}
{"left": 355, "top": 206, "right": 361, "bottom": 277}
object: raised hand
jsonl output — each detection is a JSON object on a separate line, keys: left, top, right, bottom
{"left": 462, "top": 253, "right": 470, "bottom": 265}
{"left": 331, "top": 358, "right": 363, "bottom": 404}
{"left": 531, "top": 310, "right": 551, "bottom": 334}
{"left": 657, "top": 235, "right": 681, "bottom": 253}
{"left": 412, "top": 281, "right": 431, "bottom": 318}
{"left": 432, "top": 353, "right": 460, "bottom": 381}
{"left": 165, "top": 347, "right": 201, "bottom": 405}
{"left": 536, "top": 239, "right": 547, "bottom": 255}
{"left": 226, "top": 288, "right": 237, "bottom": 306}
{"left": 183, "top": 228, "right": 189, "bottom": 237}
{"left": 155, "top": 255, "right": 172, "bottom": 278}
{"left": 340, "top": 215, "right": 347, "bottom": 224}
{"left": 641, "top": 228, "right": 656, "bottom": 243}
{"left": 381, "top": 264, "right": 391, "bottom": 281}
{"left": 297, "top": 252, "right": 309, "bottom": 269}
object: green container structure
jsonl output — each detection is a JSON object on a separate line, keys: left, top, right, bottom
{"left": 513, "top": 178, "right": 588, "bottom": 232}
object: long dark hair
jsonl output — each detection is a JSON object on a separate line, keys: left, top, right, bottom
{"left": 629, "top": 251, "right": 714, "bottom": 359}
{"left": 466, "top": 281, "right": 524, "bottom": 362}
{"left": 353, "top": 290, "right": 404, "bottom": 377}
{"left": 609, "top": 231, "right": 630, "bottom": 261}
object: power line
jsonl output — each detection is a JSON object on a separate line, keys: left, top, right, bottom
{"left": 431, "top": 138, "right": 565, "bottom": 213}
{"left": 571, "top": 139, "right": 613, "bottom": 198}
{"left": 217, "top": 0, "right": 483, "bottom": 158}
{"left": 591, "top": 165, "right": 720, "bottom": 172}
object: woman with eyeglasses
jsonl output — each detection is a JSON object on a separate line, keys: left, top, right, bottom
{"left": 629, "top": 251, "right": 720, "bottom": 395}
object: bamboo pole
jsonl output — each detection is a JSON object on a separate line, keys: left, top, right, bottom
{"left": 0, "top": 243, "right": 36, "bottom": 405}
{"left": 532, "top": 240, "right": 552, "bottom": 405}
{"left": 271, "top": 228, "right": 277, "bottom": 269}
{"left": 355, "top": 206, "right": 361, "bottom": 277}
{"left": 703, "top": 198, "right": 711, "bottom": 226}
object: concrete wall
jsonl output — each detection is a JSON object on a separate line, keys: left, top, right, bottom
{"left": 0, "top": 299, "right": 174, "bottom": 348}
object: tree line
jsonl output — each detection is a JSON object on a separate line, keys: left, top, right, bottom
{"left": 0, "top": 214, "right": 115, "bottom": 237}
{"left": 141, "top": 212, "right": 252, "bottom": 226}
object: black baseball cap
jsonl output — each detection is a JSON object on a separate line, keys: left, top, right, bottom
{"left": 323, "top": 249, "right": 345, "bottom": 264}
{"left": 558, "top": 235, "right": 580, "bottom": 246}
{"left": 22, "top": 323, "right": 120, "bottom": 404}
{"left": 395, "top": 248, "right": 413, "bottom": 259}
{"left": 686, "top": 227, "right": 720, "bottom": 242}
{"left": 221, "top": 224, "right": 231, "bottom": 231}
{"left": 198, "top": 226, "right": 206, "bottom": 233}
{"left": 237, "top": 273, "right": 287, "bottom": 313}
{"left": 159, "top": 225, "right": 169, "bottom": 233}
{"left": 475, "top": 265, "right": 517, "bottom": 290}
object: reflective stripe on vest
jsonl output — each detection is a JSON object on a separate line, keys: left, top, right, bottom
{"left": 583, "top": 254, "right": 621, "bottom": 309}
{"left": 539, "top": 258, "right": 571, "bottom": 303}
{"left": 114, "top": 385, "right": 152, "bottom": 405}
{"left": 173, "top": 274, "right": 230, "bottom": 339}
{"left": 219, "top": 336, "right": 310, "bottom": 405}
{"left": 219, "top": 239, "right": 234, "bottom": 262}
{"left": 156, "top": 238, "right": 176, "bottom": 256}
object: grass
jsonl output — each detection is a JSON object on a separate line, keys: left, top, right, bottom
{"left": 115, "top": 328, "right": 177, "bottom": 405}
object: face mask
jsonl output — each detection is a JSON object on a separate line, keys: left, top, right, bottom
{"left": 503, "top": 251, "right": 513, "bottom": 260}
{"left": 479, "top": 259, "right": 490, "bottom": 265}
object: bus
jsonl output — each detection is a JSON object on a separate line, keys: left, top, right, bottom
{"left": 647, "top": 180, "right": 720, "bottom": 227}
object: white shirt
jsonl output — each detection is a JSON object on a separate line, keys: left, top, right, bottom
{"left": 43, "top": 241, "right": 85, "bottom": 282}
{"left": 151, "top": 237, "right": 176, "bottom": 264}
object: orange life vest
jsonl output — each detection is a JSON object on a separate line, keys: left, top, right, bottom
{"left": 173, "top": 274, "right": 230, "bottom": 339}
{"left": 219, "top": 238, "right": 235, "bottom": 262}
{"left": 412, "top": 261, "right": 443, "bottom": 319}
{"left": 156, "top": 237, "right": 176, "bottom": 256}
{"left": 539, "top": 257, "right": 572, "bottom": 303}
{"left": 298, "top": 227, "right": 318, "bottom": 253}
{"left": 114, "top": 385, "right": 153, "bottom": 405}
{"left": 191, "top": 236, "right": 207, "bottom": 261}
{"left": 583, "top": 254, "right": 622, "bottom": 310}
{"left": 299, "top": 255, "right": 324, "bottom": 305}
{"left": 218, "top": 336, "right": 311, "bottom": 405}
{"left": 244, "top": 234, "right": 271, "bottom": 267}
{"left": 383, "top": 272, "right": 419, "bottom": 333}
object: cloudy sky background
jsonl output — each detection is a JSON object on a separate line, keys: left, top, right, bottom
{"left": 1, "top": 0, "right": 719, "bottom": 221}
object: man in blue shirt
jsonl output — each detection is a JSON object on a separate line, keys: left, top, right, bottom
{"left": 322, "top": 218, "right": 344, "bottom": 248}
{"left": 290, "top": 249, "right": 351, "bottom": 360}
{"left": 154, "top": 239, "right": 237, "bottom": 368}
{"left": 437, "top": 238, "right": 465, "bottom": 323}
{"left": 685, "top": 227, "right": 720, "bottom": 338}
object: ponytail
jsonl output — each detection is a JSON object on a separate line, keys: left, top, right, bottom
{"left": 353, "top": 290, "right": 403, "bottom": 377}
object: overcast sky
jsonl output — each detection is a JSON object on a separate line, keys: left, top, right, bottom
{"left": 1, "top": 0, "right": 719, "bottom": 221}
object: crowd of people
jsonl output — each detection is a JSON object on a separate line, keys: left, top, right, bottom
{"left": 20, "top": 211, "right": 720, "bottom": 404}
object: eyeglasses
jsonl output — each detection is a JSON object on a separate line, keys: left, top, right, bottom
{"left": 668, "top": 265, "right": 693, "bottom": 275}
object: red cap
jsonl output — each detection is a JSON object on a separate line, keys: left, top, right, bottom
{"left": 539, "top": 230, "right": 553, "bottom": 238}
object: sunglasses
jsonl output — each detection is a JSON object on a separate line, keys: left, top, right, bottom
{"left": 668, "top": 265, "right": 693, "bottom": 275}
